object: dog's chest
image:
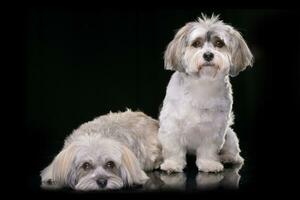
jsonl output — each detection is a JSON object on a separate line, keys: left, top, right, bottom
{"left": 166, "top": 77, "right": 231, "bottom": 134}
{"left": 178, "top": 79, "right": 231, "bottom": 113}
{"left": 177, "top": 104, "right": 228, "bottom": 149}
{"left": 177, "top": 103, "right": 227, "bottom": 129}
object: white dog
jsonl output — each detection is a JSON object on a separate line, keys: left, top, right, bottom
{"left": 41, "top": 110, "right": 162, "bottom": 190}
{"left": 158, "top": 14, "right": 253, "bottom": 173}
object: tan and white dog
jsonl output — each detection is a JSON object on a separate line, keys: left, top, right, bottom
{"left": 41, "top": 110, "right": 162, "bottom": 190}
{"left": 158, "top": 14, "right": 253, "bottom": 173}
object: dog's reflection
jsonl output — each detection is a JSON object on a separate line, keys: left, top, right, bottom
{"left": 143, "top": 164, "right": 242, "bottom": 190}
{"left": 196, "top": 163, "right": 242, "bottom": 190}
{"left": 142, "top": 171, "right": 186, "bottom": 190}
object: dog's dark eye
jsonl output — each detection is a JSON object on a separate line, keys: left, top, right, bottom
{"left": 215, "top": 40, "right": 225, "bottom": 48}
{"left": 46, "top": 179, "right": 53, "bottom": 185}
{"left": 82, "top": 162, "right": 93, "bottom": 171}
{"left": 192, "top": 40, "right": 202, "bottom": 48}
{"left": 105, "top": 161, "right": 115, "bottom": 169}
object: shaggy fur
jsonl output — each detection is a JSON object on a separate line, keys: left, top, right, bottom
{"left": 41, "top": 110, "right": 162, "bottom": 190}
{"left": 158, "top": 14, "right": 253, "bottom": 173}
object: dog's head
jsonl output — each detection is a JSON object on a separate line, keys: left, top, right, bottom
{"left": 164, "top": 14, "right": 253, "bottom": 79}
{"left": 41, "top": 136, "right": 148, "bottom": 191}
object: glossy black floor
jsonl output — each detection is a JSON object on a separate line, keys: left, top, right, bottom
{"left": 30, "top": 155, "right": 254, "bottom": 194}
{"left": 136, "top": 159, "right": 245, "bottom": 191}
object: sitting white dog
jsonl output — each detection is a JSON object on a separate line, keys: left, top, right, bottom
{"left": 41, "top": 110, "right": 162, "bottom": 190}
{"left": 158, "top": 14, "right": 253, "bottom": 173}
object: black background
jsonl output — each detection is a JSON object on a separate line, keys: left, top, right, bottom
{"left": 21, "top": 7, "right": 300, "bottom": 198}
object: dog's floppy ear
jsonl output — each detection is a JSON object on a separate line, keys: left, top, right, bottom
{"left": 229, "top": 28, "right": 254, "bottom": 77}
{"left": 164, "top": 23, "right": 194, "bottom": 72}
{"left": 40, "top": 163, "right": 57, "bottom": 189}
{"left": 120, "top": 145, "right": 149, "bottom": 186}
{"left": 40, "top": 144, "right": 79, "bottom": 189}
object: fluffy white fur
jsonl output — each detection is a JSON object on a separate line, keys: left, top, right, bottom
{"left": 41, "top": 110, "right": 162, "bottom": 190}
{"left": 158, "top": 14, "right": 253, "bottom": 173}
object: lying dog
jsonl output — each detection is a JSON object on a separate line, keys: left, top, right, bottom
{"left": 41, "top": 110, "right": 162, "bottom": 190}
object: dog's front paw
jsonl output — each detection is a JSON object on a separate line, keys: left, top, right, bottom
{"left": 160, "top": 160, "right": 185, "bottom": 174}
{"left": 220, "top": 154, "right": 244, "bottom": 164}
{"left": 196, "top": 159, "right": 224, "bottom": 173}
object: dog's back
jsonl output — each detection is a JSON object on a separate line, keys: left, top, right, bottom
{"left": 64, "top": 110, "right": 162, "bottom": 170}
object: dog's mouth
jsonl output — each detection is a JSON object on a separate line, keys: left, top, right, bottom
{"left": 197, "top": 62, "right": 220, "bottom": 78}
{"left": 199, "top": 62, "right": 216, "bottom": 68}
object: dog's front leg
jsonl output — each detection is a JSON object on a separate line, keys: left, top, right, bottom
{"left": 196, "top": 145, "right": 224, "bottom": 173}
{"left": 159, "top": 131, "right": 186, "bottom": 174}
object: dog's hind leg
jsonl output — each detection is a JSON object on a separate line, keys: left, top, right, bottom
{"left": 219, "top": 128, "right": 244, "bottom": 164}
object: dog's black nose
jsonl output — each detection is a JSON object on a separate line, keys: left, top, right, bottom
{"left": 203, "top": 52, "right": 214, "bottom": 61}
{"left": 97, "top": 178, "right": 107, "bottom": 188}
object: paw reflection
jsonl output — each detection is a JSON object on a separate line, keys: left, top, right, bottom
{"left": 143, "top": 163, "right": 242, "bottom": 190}
{"left": 143, "top": 171, "right": 186, "bottom": 190}
{"left": 160, "top": 172, "right": 187, "bottom": 190}
{"left": 196, "top": 163, "right": 242, "bottom": 190}
{"left": 143, "top": 171, "right": 165, "bottom": 190}
{"left": 196, "top": 172, "right": 224, "bottom": 189}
